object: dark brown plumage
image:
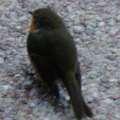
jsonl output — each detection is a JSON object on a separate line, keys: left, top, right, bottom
{"left": 27, "top": 8, "right": 93, "bottom": 119}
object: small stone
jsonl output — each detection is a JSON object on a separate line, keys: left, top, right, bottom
{"left": 18, "top": 43, "right": 24, "bottom": 48}
{"left": 73, "top": 19, "right": 80, "bottom": 25}
{"left": 7, "top": 37, "right": 15, "bottom": 42}
{"left": 66, "top": 22, "right": 73, "bottom": 27}
{"left": 110, "top": 48, "right": 117, "bottom": 54}
{"left": 1, "top": 85, "right": 9, "bottom": 96}
{"left": 79, "top": 4, "right": 86, "bottom": 10}
{"left": 108, "top": 19, "right": 116, "bottom": 26}
{"left": 86, "top": 96, "right": 94, "bottom": 103}
{"left": 116, "top": 58, "right": 120, "bottom": 64}
{"left": 0, "top": 57, "right": 4, "bottom": 64}
{"left": 106, "top": 55, "right": 117, "bottom": 61}
{"left": 95, "top": 31, "right": 102, "bottom": 36}
{"left": 114, "top": 99, "right": 120, "bottom": 106}
{"left": 114, "top": 113, "right": 120, "bottom": 119}
{"left": 94, "top": 115, "right": 106, "bottom": 119}
{"left": 106, "top": 66, "right": 116, "bottom": 71}
{"left": 29, "top": 103, "right": 35, "bottom": 108}
{"left": 72, "top": 26, "right": 84, "bottom": 34}
{"left": 116, "top": 15, "right": 120, "bottom": 22}
{"left": 109, "top": 28, "right": 119, "bottom": 35}
{"left": 100, "top": 78, "right": 107, "bottom": 83}
{"left": 83, "top": 60, "right": 90, "bottom": 66}
{"left": 81, "top": 36, "right": 90, "bottom": 42}
{"left": 84, "top": 16, "right": 90, "bottom": 20}
{"left": 85, "top": 29, "right": 93, "bottom": 35}
{"left": 16, "top": 26, "right": 21, "bottom": 32}
{"left": 101, "top": 35, "right": 108, "bottom": 42}
{"left": 0, "top": 21, "right": 7, "bottom": 27}
{"left": 89, "top": 22, "right": 97, "bottom": 28}
{"left": 99, "top": 2, "right": 107, "bottom": 6}
{"left": 96, "top": 17, "right": 102, "bottom": 21}
{"left": 23, "top": 81, "right": 32, "bottom": 88}
{"left": 0, "top": 51, "right": 5, "bottom": 57}
{"left": 4, "top": 118, "right": 12, "bottom": 120}
{"left": 110, "top": 93, "right": 119, "bottom": 100}
{"left": 2, "top": 85, "right": 9, "bottom": 90}
{"left": 11, "top": 106, "right": 19, "bottom": 112}
{"left": 74, "top": 38, "right": 80, "bottom": 42}
{"left": 86, "top": 25, "right": 94, "bottom": 30}
{"left": 98, "top": 22, "right": 105, "bottom": 27}
{"left": 86, "top": 6, "right": 93, "bottom": 11}
{"left": 97, "top": 106, "right": 108, "bottom": 114}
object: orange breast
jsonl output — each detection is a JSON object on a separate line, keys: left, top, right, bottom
{"left": 29, "top": 19, "right": 35, "bottom": 32}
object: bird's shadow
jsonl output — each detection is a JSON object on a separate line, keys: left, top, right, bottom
{"left": 22, "top": 64, "right": 72, "bottom": 114}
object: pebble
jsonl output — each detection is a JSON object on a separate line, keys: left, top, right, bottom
{"left": 18, "top": 43, "right": 24, "bottom": 48}
{"left": 16, "top": 26, "right": 21, "bottom": 32}
{"left": 108, "top": 19, "right": 116, "bottom": 26}
{"left": 106, "top": 55, "right": 117, "bottom": 61}
{"left": 116, "top": 15, "right": 120, "bottom": 22}
{"left": 83, "top": 60, "right": 90, "bottom": 66}
{"left": 106, "top": 66, "right": 116, "bottom": 71}
{"left": 81, "top": 36, "right": 90, "bottom": 42}
{"left": 109, "top": 28, "right": 119, "bottom": 35}
{"left": 29, "top": 103, "right": 35, "bottom": 108}
{"left": 85, "top": 29, "right": 93, "bottom": 35}
{"left": 95, "top": 31, "right": 102, "bottom": 36}
{"left": 79, "top": 4, "right": 86, "bottom": 10}
{"left": 72, "top": 26, "right": 84, "bottom": 34}
{"left": 100, "top": 78, "right": 107, "bottom": 83}
{"left": 85, "top": 96, "right": 94, "bottom": 103}
{"left": 114, "top": 99, "right": 120, "bottom": 106}
{"left": 114, "top": 113, "right": 120, "bottom": 119}
{"left": 116, "top": 58, "right": 120, "bottom": 64}
{"left": 96, "top": 16, "right": 102, "bottom": 21}
{"left": 1, "top": 85, "right": 10, "bottom": 96}
{"left": 0, "top": 21, "right": 7, "bottom": 27}
{"left": 98, "top": 22, "right": 105, "bottom": 27}
{"left": 86, "top": 25, "right": 94, "bottom": 30}
{"left": 7, "top": 37, "right": 15, "bottom": 42}
{"left": 0, "top": 57, "right": 4, "bottom": 64}
{"left": 101, "top": 35, "right": 108, "bottom": 41}
{"left": 0, "top": 51, "right": 5, "bottom": 57}
{"left": 4, "top": 118, "right": 12, "bottom": 120}
{"left": 73, "top": 19, "right": 80, "bottom": 25}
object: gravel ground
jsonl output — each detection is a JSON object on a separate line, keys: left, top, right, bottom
{"left": 0, "top": 0, "right": 120, "bottom": 120}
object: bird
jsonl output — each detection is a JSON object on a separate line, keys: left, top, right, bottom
{"left": 27, "top": 8, "right": 93, "bottom": 119}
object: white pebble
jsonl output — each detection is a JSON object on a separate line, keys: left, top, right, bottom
{"left": 98, "top": 22, "right": 105, "bottom": 27}
{"left": 114, "top": 113, "right": 120, "bottom": 119}
{"left": 116, "top": 15, "right": 120, "bottom": 22}
{"left": 108, "top": 19, "right": 116, "bottom": 26}
{"left": 0, "top": 57, "right": 4, "bottom": 64}
{"left": 72, "top": 26, "right": 84, "bottom": 34}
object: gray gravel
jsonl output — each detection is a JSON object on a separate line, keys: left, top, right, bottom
{"left": 0, "top": 0, "right": 120, "bottom": 120}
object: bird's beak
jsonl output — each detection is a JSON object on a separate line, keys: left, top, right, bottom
{"left": 28, "top": 11, "right": 33, "bottom": 15}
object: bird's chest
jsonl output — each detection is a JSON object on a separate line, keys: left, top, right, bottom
{"left": 28, "top": 54, "right": 43, "bottom": 81}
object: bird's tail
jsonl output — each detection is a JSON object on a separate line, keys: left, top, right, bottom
{"left": 63, "top": 71, "right": 93, "bottom": 119}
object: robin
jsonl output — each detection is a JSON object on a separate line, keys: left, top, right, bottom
{"left": 27, "top": 8, "right": 93, "bottom": 119}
